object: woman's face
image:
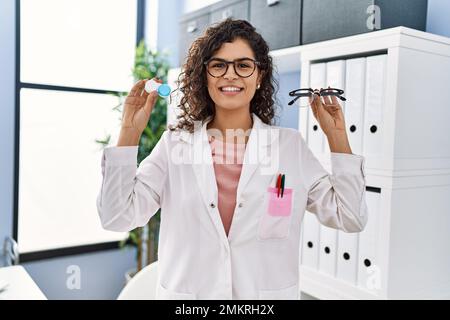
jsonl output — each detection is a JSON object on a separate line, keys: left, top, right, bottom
{"left": 206, "top": 37, "right": 262, "bottom": 112}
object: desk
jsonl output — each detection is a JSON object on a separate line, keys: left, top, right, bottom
{"left": 0, "top": 265, "right": 47, "bottom": 300}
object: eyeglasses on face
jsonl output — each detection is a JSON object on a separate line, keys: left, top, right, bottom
{"left": 204, "top": 57, "right": 260, "bottom": 78}
{"left": 288, "top": 88, "right": 346, "bottom": 107}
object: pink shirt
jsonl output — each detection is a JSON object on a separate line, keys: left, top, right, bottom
{"left": 208, "top": 136, "right": 246, "bottom": 237}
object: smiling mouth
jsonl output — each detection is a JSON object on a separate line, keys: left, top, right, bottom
{"left": 219, "top": 86, "right": 244, "bottom": 92}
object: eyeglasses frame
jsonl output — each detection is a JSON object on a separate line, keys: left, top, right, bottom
{"left": 288, "top": 87, "right": 346, "bottom": 107}
{"left": 203, "top": 57, "right": 261, "bottom": 78}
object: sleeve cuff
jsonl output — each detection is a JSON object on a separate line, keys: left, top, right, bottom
{"left": 330, "top": 152, "right": 366, "bottom": 177}
{"left": 103, "top": 146, "right": 138, "bottom": 166}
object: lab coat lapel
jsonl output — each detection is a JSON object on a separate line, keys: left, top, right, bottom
{"left": 235, "top": 114, "right": 272, "bottom": 199}
{"left": 191, "top": 117, "right": 226, "bottom": 245}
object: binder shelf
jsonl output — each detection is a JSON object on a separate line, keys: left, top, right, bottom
{"left": 296, "top": 27, "right": 450, "bottom": 299}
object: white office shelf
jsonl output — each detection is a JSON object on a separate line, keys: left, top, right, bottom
{"left": 299, "top": 265, "right": 378, "bottom": 300}
{"left": 270, "top": 26, "right": 450, "bottom": 74}
{"left": 297, "top": 27, "right": 450, "bottom": 300}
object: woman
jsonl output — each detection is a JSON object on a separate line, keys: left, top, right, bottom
{"left": 97, "top": 19, "right": 368, "bottom": 300}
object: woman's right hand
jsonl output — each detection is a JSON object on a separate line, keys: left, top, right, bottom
{"left": 121, "top": 78, "right": 162, "bottom": 134}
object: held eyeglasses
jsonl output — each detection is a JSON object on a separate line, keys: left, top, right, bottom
{"left": 288, "top": 88, "right": 346, "bottom": 107}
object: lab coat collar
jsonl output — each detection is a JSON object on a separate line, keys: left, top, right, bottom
{"left": 178, "top": 112, "right": 272, "bottom": 145}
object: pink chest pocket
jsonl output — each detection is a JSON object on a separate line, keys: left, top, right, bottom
{"left": 267, "top": 187, "right": 293, "bottom": 216}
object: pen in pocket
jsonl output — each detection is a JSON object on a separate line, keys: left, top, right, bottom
{"left": 276, "top": 174, "right": 282, "bottom": 197}
{"left": 276, "top": 173, "right": 286, "bottom": 198}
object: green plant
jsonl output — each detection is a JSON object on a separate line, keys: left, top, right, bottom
{"left": 96, "top": 40, "right": 171, "bottom": 272}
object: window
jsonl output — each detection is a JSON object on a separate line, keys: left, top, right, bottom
{"left": 16, "top": 0, "right": 144, "bottom": 257}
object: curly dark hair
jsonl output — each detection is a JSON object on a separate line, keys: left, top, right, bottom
{"left": 169, "top": 18, "right": 280, "bottom": 133}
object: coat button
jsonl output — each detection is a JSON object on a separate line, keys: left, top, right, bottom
{"left": 238, "top": 202, "right": 243, "bottom": 208}
{"left": 210, "top": 202, "right": 216, "bottom": 209}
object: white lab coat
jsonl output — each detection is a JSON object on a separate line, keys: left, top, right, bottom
{"left": 97, "top": 112, "right": 368, "bottom": 300}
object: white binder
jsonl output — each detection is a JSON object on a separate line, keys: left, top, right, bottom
{"left": 324, "top": 60, "right": 346, "bottom": 154}
{"left": 334, "top": 58, "right": 367, "bottom": 284}
{"left": 301, "top": 62, "right": 325, "bottom": 271}
{"left": 308, "top": 63, "right": 326, "bottom": 156}
{"left": 315, "top": 60, "right": 346, "bottom": 277}
{"left": 336, "top": 230, "right": 359, "bottom": 284}
{"left": 344, "top": 58, "right": 366, "bottom": 156}
{"left": 357, "top": 190, "right": 381, "bottom": 292}
{"left": 300, "top": 211, "right": 320, "bottom": 269}
{"left": 363, "top": 55, "right": 386, "bottom": 158}
{"left": 318, "top": 224, "right": 338, "bottom": 276}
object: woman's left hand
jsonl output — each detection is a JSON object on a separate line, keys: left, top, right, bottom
{"left": 310, "top": 87, "right": 346, "bottom": 137}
